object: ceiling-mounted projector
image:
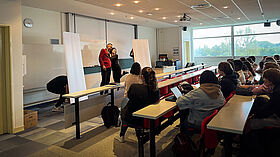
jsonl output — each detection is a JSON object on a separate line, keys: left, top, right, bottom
{"left": 180, "top": 13, "right": 191, "bottom": 22}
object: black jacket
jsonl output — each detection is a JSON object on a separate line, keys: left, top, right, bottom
{"left": 121, "top": 84, "right": 160, "bottom": 124}
{"left": 219, "top": 73, "right": 238, "bottom": 98}
{"left": 261, "top": 83, "right": 280, "bottom": 118}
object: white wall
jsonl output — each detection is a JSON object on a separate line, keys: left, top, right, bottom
{"left": 157, "top": 27, "right": 182, "bottom": 64}
{"left": 138, "top": 26, "right": 157, "bottom": 67}
{"left": 0, "top": 0, "right": 23, "bottom": 132}
{"left": 22, "top": 6, "right": 61, "bottom": 44}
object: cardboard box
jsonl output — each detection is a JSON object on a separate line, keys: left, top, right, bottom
{"left": 24, "top": 110, "right": 38, "bottom": 129}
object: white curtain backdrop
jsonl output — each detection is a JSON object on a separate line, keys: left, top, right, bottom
{"left": 63, "top": 32, "right": 87, "bottom": 103}
{"left": 133, "top": 39, "right": 151, "bottom": 68}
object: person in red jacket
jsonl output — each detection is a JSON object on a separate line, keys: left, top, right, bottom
{"left": 99, "top": 43, "right": 112, "bottom": 94}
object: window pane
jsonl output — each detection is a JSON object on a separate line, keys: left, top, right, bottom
{"left": 193, "top": 27, "right": 231, "bottom": 38}
{"left": 194, "top": 37, "right": 231, "bottom": 57}
{"left": 235, "top": 23, "right": 280, "bottom": 35}
{"left": 235, "top": 34, "right": 280, "bottom": 56}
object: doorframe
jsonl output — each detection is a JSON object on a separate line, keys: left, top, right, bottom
{"left": 0, "top": 25, "right": 14, "bottom": 134}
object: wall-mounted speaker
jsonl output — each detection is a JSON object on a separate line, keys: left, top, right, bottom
{"left": 277, "top": 20, "right": 280, "bottom": 26}
{"left": 182, "top": 26, "right": 187, "bottom": 31}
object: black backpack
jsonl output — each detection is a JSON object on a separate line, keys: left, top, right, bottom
{"left": 172, "top": 132, "right": 199, "bottom": 157}
{"left": 101, "top": 102, "right": 120, "bottom": 128}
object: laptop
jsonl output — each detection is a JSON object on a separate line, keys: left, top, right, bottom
{"left": 165, "top": 87, "right": 183, "bottom": 102}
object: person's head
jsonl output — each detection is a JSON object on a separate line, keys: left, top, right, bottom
{"left": 273, "top": 55, "right": 280, "bottom": 61}
{"left": 262, "top": 56, "right": 267, "bottom": 60}
{"left": 200, "top": 70, "right": 218, "bottom": 85}
{"left": 263, "top": 62, "right": 280, "bottom": 71}
{"left": 130, "top": 62, "right": 141, "bottom": 75}
{"left": 227, "top": 58, "right": 234, "bottom": 63}
{"left": 247, "top": 57, "right": 254, "bottom": 64}
{"left": 218, "top": 62, "right": 234, "bottom": 76}
{"left": 233, "top": 60, "right": 243, "bottom": 71}
{"left": 248, "top": 56, "right": 256, "bottom": 62}
{"left": 110, "top": 47, "right": 116, "bottom": 55}
{"left": 141, "top": 67, "right": 158, "bottom": 91}
{"left": 106, "top": 43, "right": 113, "bottom": 51}
{"left": 265, "top": 57, "right": 276, "bottom": 63}
{"left": 243, "top": 61, "right": 255, "bottom": 76}
{"left": 240, "top": 57, "right": 246, "bottom": 62}
{"left": 263, "top": 68, "right": 280, "bottom": 86}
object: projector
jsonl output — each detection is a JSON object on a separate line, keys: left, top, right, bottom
{"left": 264, "top": 21, "right": 271, "bottom": 27}
{"left": 180, "top": 13, "right": 191, "bottom": 22}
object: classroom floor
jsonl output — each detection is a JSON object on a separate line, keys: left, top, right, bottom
{"left": 0, "top": 102, "right": 231, "bottom": 157}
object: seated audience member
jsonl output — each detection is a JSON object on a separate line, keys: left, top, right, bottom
{"left": 241, "top": 68, "right": 280, "bottom": 156}
{"left": 240, "top": 57, "right": 246, "bottom": 62}
{"left": 265, "top": 56, "right": 277, "bottom": 63}
{"left": 259, "top": 56, "right": 268, "bottom": 71}
{"left": 247, "top": 57, "right": 258, "bottom": 71}
{"left": 248, "top": 56, "right": 256, "bottom": 62}
{"left": 241, "top": 62, "right": 280, "bottom": 95}
{"left": 176, "top": 70, "right": 225, "bottom": 134}
{"left": 274, "top": 54, "right": 280, "bottom": 65}
{"left": 218, "top": 62, "right": 238, "bottom": 98}
{"left": 116, "top": 67, "right": 160, "bottom": 142}
{"left": 124, "top": 62, "right": 143, "bottom": 98}
{"left": 244, "top": 61, "right": 256, "bottom": 83}
{"left": 227, "top": 59, "right": 235, "bottom": 71}
{"left": 234, "top": 60, "right": 246, "bottom": 85}
{"left": 46, "top": 75, "right": 68, "bottom": 112}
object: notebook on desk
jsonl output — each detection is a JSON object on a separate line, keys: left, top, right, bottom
{"left": 165, "top": 87, "right": 183, "bottom": 102}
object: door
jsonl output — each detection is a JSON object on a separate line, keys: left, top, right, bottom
{"left": 184, "top": 41, "right": 190, "bottom": 63}
{"left": 0, "top": 26, "right": 12, "bottom": 134}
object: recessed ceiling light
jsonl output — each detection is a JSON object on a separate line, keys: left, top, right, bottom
{"left": 147, "top": 13, "right": 153, "bottom": 16}
{"left": 130, "top": 16, "right": 134, "bottom": 19}
{"left": 237, "top": 17, "right": 241, "bottom": 19}
{"left": 110, "top": 12, "right": 115, "bottom": 15}
{"left": 200, "top": 23, "right": 203, "bottom": 25}
{"left": 174, "top": 20, "right": 178, "bottom": 22}
{"left": 223, "top": 6, "right": 229, "bottom": 9}
{"left": 154, "top": 8, "right": 160, "bottom": 11}
{"left": 133, "top": 1, "right": 140, "bottom": 4}
{"left": 177, "top": 15, "right": 181, "bottom": 18}
{"left": 115, "top": 3, "right": 122, "bottom": 7}
{"left": 138, "top": 10, "right": 144, "bottom": 13}
{"left": 162, "top": 17, "right": 167, "bottom": 19}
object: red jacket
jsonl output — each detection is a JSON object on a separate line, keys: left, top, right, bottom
{"left": 99, "top": 49, "right": 111, "bottom": 68}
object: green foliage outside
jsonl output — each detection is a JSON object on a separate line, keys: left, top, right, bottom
{"left": 194, "top": 26, "right": 280, "bottom": 57}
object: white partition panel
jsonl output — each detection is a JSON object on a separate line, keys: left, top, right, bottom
{"left": 107, "top": 22, "right": 134, "bottom": 59}
{"left": 133, "top": 39, "right": 152, "bottom": 68}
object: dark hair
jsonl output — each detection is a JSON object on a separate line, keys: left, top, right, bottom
{"left": 142, "top": 67, "right": 158, "bottom": 92}
{"left": 130, "top": 62, "right": 141, "bottom": 75}
{"left": 200, "top": 70, "right": 218, "bottom": 84}
{"left": 218, "top": 62, "right": 233, "bottom": 75}
{"left": 109, "top": 47, "right": 116, "bottom": 54}
{"left": 263, "top": 62, "right": 280, "bottom": 71}
{"left": 247, "top": 57, "right": 254, "bottom": 64}
{"left": 233, "top": 60, "right": 243, "bottom": 71}
{"left": 263, "top": 68, "right": 280, "bottom": 85}
{"left": 243, "top": 61, "right": 256, "bottom": 76}
{"left": 227, "top": 58, "right": 234, "bottom": 63}
{"left": 248, "top": 56, "right": 256, "bottom": 62}
{"left": 274, "top": 55, "right": 280, "bottom": 60}
{"left": 265, "top": 57, "right": 277, "bottom": 63}
{"left": 240, "top": 57, "right": 246, "bottom": 62}
{"left": 242, "top": 64, "right": 248, "bottom": 71}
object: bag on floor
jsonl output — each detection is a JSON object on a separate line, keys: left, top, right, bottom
{"left": 101, "top": 102, "right": 120, "bottom": 128}
{"left": 172, "top": 132, "right": 198, "bottom": 157}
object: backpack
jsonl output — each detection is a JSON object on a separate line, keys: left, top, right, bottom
{"left": 178, "top": 81, "right": 194, "bottom": 94}
{"left": 172, "top": 132, "right": 199, "bottom": 157}
{"left": 101, "top": 102, "right": 120, "bottom": 128}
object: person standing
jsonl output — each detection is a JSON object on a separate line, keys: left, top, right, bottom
{"left": 99, "top": 43, "right": 112, "bottom": 94}
{"left": 110, "top": 47, "right": 122, "bottom": 83}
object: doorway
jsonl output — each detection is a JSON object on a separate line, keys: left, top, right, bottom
{"left": 184, "top": 41, "right": 190, "bottom": 64}
{"left": 0, "top": 25, "right": 13, "bottom": 134}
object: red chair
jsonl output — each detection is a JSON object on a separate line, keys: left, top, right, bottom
{"left": 199, "top": 109, "right": 219, "bottom": 157}
{"left": 160, "top": 86, "right": 169, "bottom": 96}
{"left": 225, "top": 91, "right": 236, "bottom": 103}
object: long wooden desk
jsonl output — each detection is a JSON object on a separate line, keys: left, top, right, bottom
{"left": 155, "top": 64, "right": 205, "bottom": 79}
{"left": 207, "top": 95, "right": 255, "bottom": 156}
{"left": 158, "top": 66, "right": 218, "bottom": 88}
{"left": 133, "top": 100, "right": 177, "bottom": 157}
{"left": 63, "top": 84, "right": 123, "bottom": 139}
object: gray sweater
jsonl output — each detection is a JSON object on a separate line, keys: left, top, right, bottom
{"left": 176, "top": 83, "right": 225, "bottom": 126}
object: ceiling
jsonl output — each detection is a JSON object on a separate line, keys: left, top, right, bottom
{"left": 22, "top": 0, "right": 280, "bottom": 28}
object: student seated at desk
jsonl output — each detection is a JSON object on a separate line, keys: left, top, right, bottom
{"left": 116, "top": 67, "right": 160, "bottom": 142}
{"left": 241, "top": 68, "right": 280, "bottom": 157}
{"left": 124, "top": 62, "right": 143, "bottom": 98}
{"left": 176, "top": 70, "right": 225, "bottom": 134}
{"left": 234, "top": 60, "right": 246, "bottom": 85}
{"left": 218, "top": 62, "right": 238, "bottom": 99}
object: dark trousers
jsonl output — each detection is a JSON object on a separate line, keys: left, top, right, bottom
{"left": 100, "top": 67, "right": 111, "bottom": 94}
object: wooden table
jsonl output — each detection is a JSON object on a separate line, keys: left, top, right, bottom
{"left": 133, "top": 100, "right": 177, "bottom": 157}
{"left": 155, "top": 64, "right": 205, "bottom": 79}
{"left": 207, "top": 95, "right": 255, "bottom": 156}
{"left": 63, "top": 84, "right": 124, "bottom": 139}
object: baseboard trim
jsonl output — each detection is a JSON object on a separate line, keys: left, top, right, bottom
{"left": 13, "top": 126, "right": 24, "bottom": 133}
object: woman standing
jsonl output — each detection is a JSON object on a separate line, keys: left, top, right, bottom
{"left": 110, "top": 48, "right": 122, "bottom": 83}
